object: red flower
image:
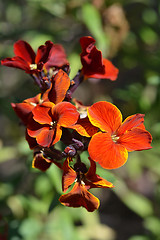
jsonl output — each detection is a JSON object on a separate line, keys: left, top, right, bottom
{"left": 1, "top": 40, "right": 69, "bottom": 74}
{"left": 80, "top": 36, "right": 119, "bottom": 80}
{"left": 27, "top": 101, "right": 79, "bottom": 147}
{"left": 59, "top": 158, "right": 113, "bottom": 212}
{"left": 88, "top": 101, "right": 152, "bottom": 169}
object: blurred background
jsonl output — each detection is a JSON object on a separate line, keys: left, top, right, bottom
{"left": 0, "top": 0, "right": 160, "bottom": 239}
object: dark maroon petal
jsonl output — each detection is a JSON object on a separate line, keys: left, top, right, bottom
{"left": 35, "top": 41, "right": 53, "bottom": 65}
{"left": 80, "top": 36, "right": 96, "bottom": 52}
{"left": 1, "top": 56, "right": 30, "bottom": 72}
{"left": 44, "top": 44, "right": 69, "bottom": 70}
{"left": 14, "top": 40, "right": 36, "bottom": 63}
{"left": 32, "top": 153, "right": 52, "bottom": 171}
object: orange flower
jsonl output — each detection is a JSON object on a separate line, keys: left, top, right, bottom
{"left": 27, "top": 101, "right": 79, "bottom": 147}
{"left": 88, "top": 101, "right": 152, "bottom": 169}
{"left": 11, "top": 69, "right": 70, "bottom": 125}
{"left": 59, "top": 158, "right": 113, "bottom": 212}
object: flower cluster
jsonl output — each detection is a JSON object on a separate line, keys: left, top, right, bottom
{"left": 1, "top": 36, "right": 152, "bottom": 212}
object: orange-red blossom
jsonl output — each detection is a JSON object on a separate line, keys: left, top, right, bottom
{"left": 59, "top": 158, "right": 113, "bottom": 212}
{"left": 87, "top": 101, "right": 152, "bottom": 169}
{"left": 27, "top": 101, "right": 79, "bottom": 148}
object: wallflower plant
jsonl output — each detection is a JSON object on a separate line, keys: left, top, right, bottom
{"left": 1, "top": 36, "right": 152, "bottom": 212}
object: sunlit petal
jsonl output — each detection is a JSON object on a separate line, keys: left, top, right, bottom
{"left": 52, "top": 125, "right": 62, "bottom": 145}
{"left": 119, "top": 128, "right": 152, "bottom": 151}
{"left": 36, "top": 128, "right": 54, "bottom": 147}
{"left": 53, "top": 102, "right": 79, "bottom": 127}
{"left": 32, "top": 102, "right": 54, "bottom": 124}
{"left": 62, "top": 159, "right": 77, "bottom": 192}
{"left": 59, "top": 182, "right": 100, "bottom": 212}
{"left": 70, "top": 116, "right": 98, "bottom": 137}
{"left": 85, "top": 158, "right": 114, "bottom": 188}
{"left": 44, "top": 70, "right": 70, "bottom": 104}
{"left": 88, "top": 132, "right": 128, "bottom": 169}
{"left": 88, "top": 101, "right": 122, "bottom": 133}
{"left": 118, "top": 114, "right": 145, "bottom": 135}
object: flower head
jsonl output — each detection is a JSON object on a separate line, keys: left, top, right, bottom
{"left": 27, "top": 101, "right": 79, "bottom": 148}
{"left": 59, "top": 157, "right": 113, "bottom": 212}
{"left": 1, "top": 40, "right": 69, "bottom": 75}
{"left": 88, "top": 101, "right": 152, "bottom": 169}
{"left": 80, "top": 36, "right": 119, "bottom": 81}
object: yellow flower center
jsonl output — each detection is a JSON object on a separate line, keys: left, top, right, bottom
{"left": 111, "top": 134, "right": 120, "bottom": 143}
{"left": 30, "top": 64, "right": 37, "bottom": 70}
{"left": 50, "top": 121, "right": 57, "bottom": 129}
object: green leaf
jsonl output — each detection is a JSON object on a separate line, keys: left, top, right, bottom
{"left": 114, "top": 180, "right": 153, "bottom": 218}
{"left": 144, "top": 216, "right": 160, "bottom": 236}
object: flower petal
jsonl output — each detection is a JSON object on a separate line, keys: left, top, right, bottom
{"left": 11, "top": 102, "right": 34, "bottom": 125}
{"left": 70, "top": 116, "right": 98, "bottom": 137}
{"left": 32, "top": 153, "right": 52, "bottom": 171}
{"left": 32, "top": 102, "right": 54, "bottom": 124}
{"left": 14, "top": 40, "right": 35, "bottom": 63}
{"left": 24, "top": 93, "right": 41, "bottom": 105}
{"left": 53, "top": 102, "right": 79, "bottom": 127}
{"left": 87, "top": 58, "right": 119, "bottom": 81}
{"left": 27, "top": 123, "right": 49, "bottom": 138}
{"left": 62, "top": 158, "right": 77, "bottom": 192}
{"left": 52, "top": 125, "right": 62, "bottom": 145}
{"left": 80, "top": 37, "right": 104, "bottom": 76}
{"left": 119, "top": 128, "right": 152, "bottom": 151}
{"left": 88, "top": 132, "right": 128, "bottom": 169}
{"left": 44, "top": 70, "right": 70, "bottom": 104}
{"left": 36, "top": 128, "right": 55, "bottom": 147}
{"left": 80, "top": 36, "right": 96, "bottom": 51}
{"left": 118, "top": 114, "right": 145, "bottom": 135}
{"left": 88, "top": 101, "right": 122, "bottom": 133}
{"left": 59, "top": 182, "right": 100, "bottom": 212}
{"left": 80, "top": 36, "right": 118, "bottom": 81}
{"left": 85, "top": 158, "right": 114, "bottom": 188}
{"left": 1, "top": 56, "right": 30, "bottom": 72}
{"left": 35, "top": 40, "right": 53, "bottom": 65}
{"left": 44, "top": 43, "right": 69, "bottom": 69}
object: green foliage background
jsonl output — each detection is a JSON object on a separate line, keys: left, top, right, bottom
{"left": 0, "top": 0, "right": 160, "bottom": 239}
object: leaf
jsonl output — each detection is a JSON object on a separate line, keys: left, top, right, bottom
{"left": 114, "top": 180, "right": 153, "bottom": 218}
